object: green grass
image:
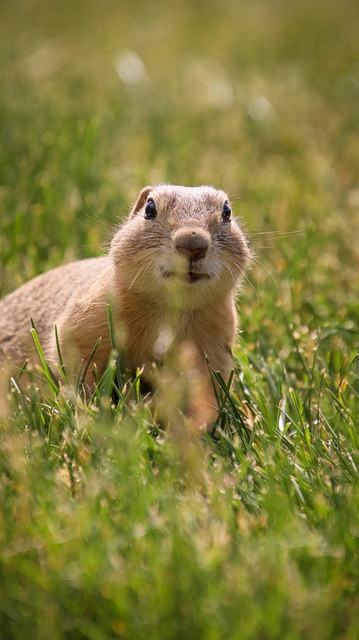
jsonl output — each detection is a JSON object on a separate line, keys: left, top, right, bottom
{"left": 1, "top": 0, "right": 359, "bottom": 638}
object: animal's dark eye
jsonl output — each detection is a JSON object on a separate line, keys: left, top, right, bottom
{"left": 222, "top": 201, "right": 231, "bottom": 221}
{"left": 144, "top": 198, "right": 157, "bottom": 220}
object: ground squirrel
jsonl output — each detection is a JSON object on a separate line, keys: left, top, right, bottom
{"left": 0, "top": 185, "right": 251, "bottom": 426}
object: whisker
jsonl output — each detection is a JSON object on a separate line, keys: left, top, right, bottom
{"left": 137, "top": 261, "right": 155, "bottom": 292}
{"left": 155, "top": 219, "right": 171, "bottom": 236}
{"left": 248, "top": 229, "right": 305, "bottom": 237}
{"left": 248, "top": 229, "right": 305, "bottom": 248}
{"left": 251, "top": 257, "right": 279, "bottom": 292}
{"left": 128, "top": 262, "right": 150, "bottom": 291}
{"left": 222, "top": 254, "right": 263, "bottom": 302}
{"left": 126, "top": 250, "right": 159, "bottom": 291}
{"left": 224, "top": 255, "right": 247, "bottom": 279}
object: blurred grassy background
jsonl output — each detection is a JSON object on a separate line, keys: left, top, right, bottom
{"left": 0, "top": 1, "right": 359, "bottom": 638}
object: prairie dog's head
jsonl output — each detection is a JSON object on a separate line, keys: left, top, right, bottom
{"left": 111, "top": 184, "right": 251, "bottom": 307}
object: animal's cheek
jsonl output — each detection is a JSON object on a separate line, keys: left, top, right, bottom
{"left": 201, "top": 252, "right": 220, "bottom": 277}
{"left": 149, "top": 251, "right": 172, "bottom": 282}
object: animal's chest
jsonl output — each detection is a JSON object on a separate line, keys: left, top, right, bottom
{"left": 125, "top": 310, "right": 199, "bottom": 370}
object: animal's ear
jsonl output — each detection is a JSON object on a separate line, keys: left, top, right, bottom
{"left": 129, "top": 186, "right": 153, "bottom": 217}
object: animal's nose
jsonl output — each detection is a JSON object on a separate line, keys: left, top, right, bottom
{"left": 174, "top": 230, "right": 209, "bottom": 262}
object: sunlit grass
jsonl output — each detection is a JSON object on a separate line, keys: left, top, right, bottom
{"left": 0, "top": 0, "right": 358, "bottom": 637}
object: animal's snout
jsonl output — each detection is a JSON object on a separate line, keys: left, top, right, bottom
{"left": 174, "top": 229, "right": 209, "bottom": 262}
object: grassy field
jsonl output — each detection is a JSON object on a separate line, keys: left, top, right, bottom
{"left": 1, "top": 0, "right": 359, "bottom": 638}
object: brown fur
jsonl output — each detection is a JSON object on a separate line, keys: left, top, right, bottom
{"left": 0, "top": 185, "right": 251, "bottom": 427}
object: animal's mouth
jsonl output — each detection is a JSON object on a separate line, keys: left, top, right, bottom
{"left": 162, "top": 269, "right": 210, "bottom": 284}
{"left": 187, "top": 272, "right": 210, "bottom": 283}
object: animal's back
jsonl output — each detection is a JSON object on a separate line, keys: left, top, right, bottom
{"left": 0, "top": 257, "right": 107, "bottom": 365}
